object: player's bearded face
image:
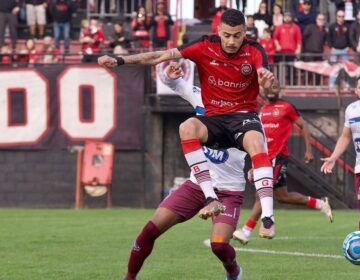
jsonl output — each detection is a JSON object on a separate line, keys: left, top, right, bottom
{"left": 218, "top": 23, "right": 246, "bottom": 54}
{"left": 265, "top": 81, "right": 281, "bottom": 102}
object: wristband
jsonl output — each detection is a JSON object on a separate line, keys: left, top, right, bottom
{"left": 204, "top": 197, "right": 218, "bottom": 206}
{"left": 116, "top": 57, "right": 125, "bottom": 66}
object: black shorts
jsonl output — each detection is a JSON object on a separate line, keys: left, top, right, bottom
{"left": 195, "top": 112, "right": 264, "bottom": 151}
{"left": 272, "top": 153, "right": 288, "bottom": 189}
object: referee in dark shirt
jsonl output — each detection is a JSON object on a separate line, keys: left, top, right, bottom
{"left": 0, "top": 0, "right": 20, "bottom": 50}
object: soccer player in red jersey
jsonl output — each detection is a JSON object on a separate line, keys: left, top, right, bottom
{"left": 98, "top": 9, "right": 276, "bottom": 237}
{"left": 233, "top": 79, "right": 333, "bottom": 245}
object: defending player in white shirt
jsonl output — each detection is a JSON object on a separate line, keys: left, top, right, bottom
{"left": 122, "top": 63, "right": 246, "bottom": 280}
{"left": 321, "top": 77, "right": 360, "bottom": 230}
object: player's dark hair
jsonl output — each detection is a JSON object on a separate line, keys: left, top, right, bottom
{"left": 220, "top": 9, "right": 245, "bottom": 27}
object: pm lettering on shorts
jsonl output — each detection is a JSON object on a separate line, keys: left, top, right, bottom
{"left": 202, "top": 146, "right": 229, "bottom": 164}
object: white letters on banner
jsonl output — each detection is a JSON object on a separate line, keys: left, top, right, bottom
{"left": 58, "top": 67, "right": 116, "bottom": 140}
{"left": 0, "top": 70, "right": 49, "bottom": 145}
{"left": 0, "top": 67, "right": 116, "bottom": 146}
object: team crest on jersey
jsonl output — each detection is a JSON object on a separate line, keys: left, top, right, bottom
{"left": 241, "top": 63, "right": 252, "bottom": 76}
{"left": 202, "top": 146, "right": 229, "bottom": 164}
{"left": 272, "top": 108, "right": 280, "bottom": 117}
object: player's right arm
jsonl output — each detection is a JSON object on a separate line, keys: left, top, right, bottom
{"left": 320, "top": 126, "right": 352, "bottom": 174}
{"left": 98, "top": 48, "right": 183, "bottom": 68}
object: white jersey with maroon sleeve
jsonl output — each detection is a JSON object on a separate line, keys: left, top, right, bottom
{"left": 344, "top": 100, "right": 360, "bottom": 173}
{"left": 163, "top": 73, "right": 247, "bottom": 192}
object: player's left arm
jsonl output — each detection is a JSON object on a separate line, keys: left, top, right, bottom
{"left": 293, "top": 116, "right": 314, "bottom": 163}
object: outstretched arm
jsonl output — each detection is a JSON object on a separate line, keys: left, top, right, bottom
{"left": 320, "top": 127, "right": 352, "bottom": 174}
{"left": 98, "top": 48, "right": 183, "bottom": 68}
{"left": 293, "top": 117, "right": 313, "bottom": 163}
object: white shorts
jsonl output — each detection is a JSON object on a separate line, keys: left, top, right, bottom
{"left": 26, "top": 4, "right": 46, "bottom": 26}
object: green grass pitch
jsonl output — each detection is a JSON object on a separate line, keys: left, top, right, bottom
{"left": 0, "top": 208, "right": 359, "bottom": 280}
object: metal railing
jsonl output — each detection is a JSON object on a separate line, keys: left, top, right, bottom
{"left": 288, "top": 116, "right": 356, "bottom": 207}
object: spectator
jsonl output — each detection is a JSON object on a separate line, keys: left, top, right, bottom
{"left": 328, "top": 10, "right": 350, "bottom": 88}
{"left": 0, "top": 43, "right": 12, "bottom": 64}
{"left": 80, "top": 19, "right": 104, "bottom": 62}
{"left": 19, "top": 38, "right": 41, "bottom": 63}
{"left": 0, "top": 0, "right": 20, "bottom": 50}
{"left": 272, "top": 4, "right": 283, "bottom": 30}
{"left": 151, "top": 1, "right": 173, "bottom": 48}
{"left": 235, "top": 0, "right": 247, "bottom": 13}
{"left": 109, "top": 22, "right": 131, "bottom": 50}
{"left": 113, "top": 45, "right": 128, "bottom": 55}
{"left": 40, "top": 36, "right": 60, "bottom": 63}
{"left": 273, "top": 11, "right": 302, "bottom": 62}
{"left": 254, "top": 1, "right": 272, "bottom": 38}
{"left": 259, "top": 28, "right": 276, "bottom": 63}
{"left": 335, "top": 0, "right": 357, "bottom": 27}
{"left": 303, "top": 13, "right": 327, "bottom": 61}
{"left": 295, "top": 0, "right": 317, "bottom": 33}
{"left": 131, "top": 6, "right": 151, "bottom": 48}
{"left": 25, "top": 0, "right": 47, "bottom": 39}
{"left": 319, "top": 0, "right": 336, "bottom": 24}
{"left": 349, "top": 9, "right": 360, "bottom": 64}
{"left": 50, "top": 0, "right": 77, "bottom": 53}
{"left": 209, "top": 0, "right": 228, "bottom": 34}
{"left": 291, "top": 0, "right": 317, "bottom": 18}
{"left": 246, "top": 15, "right": 258, "bottom": 41}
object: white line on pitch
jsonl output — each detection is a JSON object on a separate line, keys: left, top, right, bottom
{"left": 202, "top": 239, "right": 343, "bottom": 259}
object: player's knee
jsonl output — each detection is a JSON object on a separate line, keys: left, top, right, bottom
{"left": 211, "top": 242, "right": 228, "bottom": 256}
{"left": 179, "top": 119, "right": 199, "bottom": 139}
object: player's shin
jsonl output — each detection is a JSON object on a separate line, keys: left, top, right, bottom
{"left": 181, "top": 139, "right": 217, "bottom": 199}
{"left": 211, "top": 242, "right": 239, "bottom": 276}
{"left": 125, "top": 221, "right": 162, "bottom": 279}
{"left": 251, "top": 153, "right": 274, "bottom": 220}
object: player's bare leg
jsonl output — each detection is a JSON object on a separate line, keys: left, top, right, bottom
{"left": 242, "top": 131, "right": 275, "bottom": 239}
{"left": 124, "top": 208, "right": 183, "bottom": 280}
{"left": 233, "top": 194, "right": 262, "bottom": 244}
{"left": 211, "top": 223, "right": 242, "bottom": 280}
{"left": 275, "top": 187, "right": 333, "bottom": 222}
{"left": 179, "top": 118, "right": 225, "bottom": 219}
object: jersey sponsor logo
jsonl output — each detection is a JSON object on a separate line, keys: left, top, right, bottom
{"left": 241, "top": 63, "right": 253, "bottom": 76}
{"left": 210, "top": 59, "right": 219, "bottom": 66}
{"left": 263, "top": 123, "right": 279, "bottom": 128}
{"left": 355, "top": 138, "right": 360, "bottom": 153}
{"left": 239, "top": 52, "right": 251, "bottom": 57}
{"left": 211, "top": 99, "right": 238, "bottom": 107}
{"left": 202, "top": 146, "right": 229, "bottom": 164}
{"left": 207, "top": 76, "right": 249, "bottom": 89}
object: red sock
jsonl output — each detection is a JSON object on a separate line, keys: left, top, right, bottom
{"left": 307, "top": 197, "right": 317, "bottom": 209}
{"left": 245, "top": 218, "right": 257, "bottom": 229}
{"left": 126, "top": 221, "right": 162, "bottom": 279}
{"left": 211, "top": 242, "right": 238, "bottom": 276}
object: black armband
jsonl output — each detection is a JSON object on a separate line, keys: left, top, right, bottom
{"left": 116, "top": 57, "right": 125, "bottom": 66}
{"left": 204, "top": 197, "right": 218, "bottom": 206}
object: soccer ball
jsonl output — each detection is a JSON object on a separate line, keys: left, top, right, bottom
{"left": 342, "top": 231, "right": 360, "bottom": 265}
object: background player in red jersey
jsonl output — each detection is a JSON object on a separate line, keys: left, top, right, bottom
{"left": 233, "top": 79, "right": 333, "bottom": 245}
{"left": 98, "top": 9, "right": 276, "bottom": 239}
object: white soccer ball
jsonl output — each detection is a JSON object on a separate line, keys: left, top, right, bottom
{"left": 342, "top": 231, "right": 360, "bottom": 265}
